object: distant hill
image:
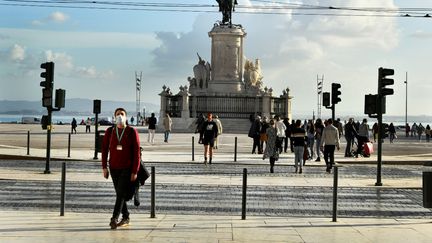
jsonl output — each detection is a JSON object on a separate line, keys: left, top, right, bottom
{"left": 0, "top": 99, "right": 159, "bottom": 117}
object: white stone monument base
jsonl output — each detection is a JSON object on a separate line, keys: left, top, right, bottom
{"left": 208, "top": 80, "right": 244, "bottom": 93}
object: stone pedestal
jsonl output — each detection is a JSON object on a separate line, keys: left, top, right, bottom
{"left": 208, "top": 25, "right": 246, "bottom": 93}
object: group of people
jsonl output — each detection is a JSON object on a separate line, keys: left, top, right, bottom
{"left": 405, "top": 123, "right": 431, "bottom": 142}
{"left": 249, "top": 115, "right": 341, "bottom": 174}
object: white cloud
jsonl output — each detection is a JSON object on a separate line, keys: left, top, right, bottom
{"left": 43, "top": 50, "right": 114, "bottom": 79}
{"left": 31, "top": 11, "right": 69, "bottom": 26}
{"left": 9, "top": 44, "right": 25, "bottom": 62}
{"left": 49, "top": 11, "right": 69, "bottom": 23}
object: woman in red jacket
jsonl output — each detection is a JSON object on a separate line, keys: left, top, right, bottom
{"left": 102, "top": 108, "right": 140, "bottom": 230}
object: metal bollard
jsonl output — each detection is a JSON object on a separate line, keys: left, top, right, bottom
{"left": 151, "top": 166, "right": 155, "bottom": 218}
{"left": 242, "top": 168, "right": 247, "bottom": 220}
{"left": 60, "top": 162, "right": 66, "bottom": 216}
{"left": 192, "top": 136, "right": 195, "bottom": 161}
{"left": 67, "top": 133, "right": 71, "bottom": 158}
{"left": 234, "top": 137, "right": 238, "bottom": 162}
{"left": 27, "top": 131, "right": 30, "bottom": 155}
{"left": 332, "top": 166, "right": 339, "bottom": 222}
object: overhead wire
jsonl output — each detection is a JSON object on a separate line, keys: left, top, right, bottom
{"left": 0, "top": 0, "right": 430, "bottom": 18}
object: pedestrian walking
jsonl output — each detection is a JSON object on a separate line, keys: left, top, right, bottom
{"left": 411, "top": 123, "right": 418, "bottom": 137}
{"left": 200, "top": 113, "right": 218, "bottom": 164}
{"left": 372, "top": 122, "right": 379, "bottom": 142}
{"left": 195, "top": 113, "right": 205, "bottom": 143}
{"left": 259, "top": 116, "right": 269, "bottom": 153}
{"left": 357, "top": 118, "right": 370, "bottom": 155}
{"left": 163, "top": 113, "right": 172, "bottom": 143}
{"left": 417, "top": 123, "right": 425, "bottom": 141}
{"left": 389, "top": 123, "right": 396, "bottom": 143}
{"left": 263, "top": 119, "right": 278, "bottom": 173}
{"left": 71, "top": 118, "right": 77, "bottom": 134}
{"left": 147, "top": 113, "right": 157, "bottom": 144}
{"left": 426, "top": 125, "right": 431, "bottom": 142}
{"left": 85, "top": 117, "right": 91, "bottom": 133}
{"left": 320, "top": 118, "right": 340, "bottom": 173}
{"left": 248, "top": 115, "right": 262, "bottom": 154}
{"left": 405, "top": 123, "right": 410, "bottom": 137}
{"left": 344, "top": 118, "right": 357, "bottom": 157}
{"left": 213, "top": 115, "right": 223, "bottom": 149}
{"left": 274, "top": 115, "right": 286, "bottom": 154}
{"left": 283, "top": 118, "right": 291, "bottom": 153}
{"left": 306, "top": 120, "right": 315, "bottom": 160}
{"left": 101, "top": 108, "right": 140, "bottom": 230}
{"left": 291, "top": 119, "right": 306, "bottom": 174}
{"left": 130, "top": 116, "right": 135, "bottom": 126}
{"left": 314, "top": 119, "right": 324, "bottom": 162}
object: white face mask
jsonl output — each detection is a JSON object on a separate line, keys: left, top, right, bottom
{"left": 116, "top": 115, "right": 126, "bottom": 126}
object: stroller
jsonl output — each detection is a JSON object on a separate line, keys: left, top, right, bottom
{"left": 351, "top": 135, "right": 373, "bottom": 158}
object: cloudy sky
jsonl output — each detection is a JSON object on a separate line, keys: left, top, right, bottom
{"left": 0, "top": 0, "right": 431, "bottom": 118}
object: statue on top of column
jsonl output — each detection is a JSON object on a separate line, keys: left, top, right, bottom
{"left": 216, "top": 0, "right": 238, "bottom": 25}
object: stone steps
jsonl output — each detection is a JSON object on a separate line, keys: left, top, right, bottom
{"left": 217, "top": 118, "right": 252, "bottom": 133}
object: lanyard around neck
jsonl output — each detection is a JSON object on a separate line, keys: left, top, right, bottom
{"left": 115, "top": 126, "right": 126, "bottom": 143}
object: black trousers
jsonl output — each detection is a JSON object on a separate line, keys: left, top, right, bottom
{"left": 110, "top": 168, "right": 131, "bottom": 219}
{"left": 323, "top": 145, "right": 336, "bottom": 169}
{"left": 252, "top": 135, "right": 261, "bottom": 153}
{"left": 283, "top": 137, "right": 289, "bottom": 152}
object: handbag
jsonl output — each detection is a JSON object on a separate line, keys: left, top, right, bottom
{"left": 137, "top": 159, "right": 150, "bottom": 186}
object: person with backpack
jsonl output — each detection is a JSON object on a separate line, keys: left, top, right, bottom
{"left": 102, "top": 108, "right": 140, "bottom": 230}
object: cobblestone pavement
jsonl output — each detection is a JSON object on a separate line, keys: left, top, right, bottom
{"left": 0, "top": 160, "right": 431, "bottom": 219}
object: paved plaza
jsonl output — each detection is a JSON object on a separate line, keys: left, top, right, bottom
{"left": 0, "top": 124, "right": 431, "bottom": 242}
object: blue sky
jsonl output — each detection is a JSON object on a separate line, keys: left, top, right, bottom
{"left": 0, "top": 0, "right": 431, "bottom": 118}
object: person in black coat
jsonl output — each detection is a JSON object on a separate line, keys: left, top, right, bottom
{"left": 248, "top": 115, "right": 262, "bottom": 154}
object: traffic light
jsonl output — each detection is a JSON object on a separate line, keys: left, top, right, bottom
{"left": 364, "top": 94, "right": 378, "bottom": 115}
{"left": 322, "top": 92, "right": 330, "bottom": 107}
{"left": 381, "top": 123, "right": 389, "bottom": 138}
{"left": 331, "top": 83, "right": 341, "bottom": 104}
{"left": 40, "top": 62, "right": 54, "bottom": 108}
{"left": 378, "top": 67, "right": 394, "bottom": 96}
{"left": 93, "top": 99, "right": 101, "bottom": 114}
{"left": 41, "top": 115, "right": 49, "bottom": 130}
{"left": 40, "top": 62, "right": 54, "bottom": 88}
{"left": 55, "top": 89, "right": 66, "bottom": 108}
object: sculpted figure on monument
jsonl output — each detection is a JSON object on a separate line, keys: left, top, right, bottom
{"left": 188, "top": 53, "right": 211, "bottom": 89}
{"left": 244, "top": 59, "right": 263, "bottom": 90}
{"left": 216, "top": 0, "right": 238, "bottom": 25}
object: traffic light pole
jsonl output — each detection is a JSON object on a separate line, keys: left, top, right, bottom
{"left": 93, "top": 113, "right": 99, "bottom": 160}
{"left": 44, "top": 108, "right": 52, "bottom": 174}
{"left": 375, "top": 107, "right": 383, "bottom": 186}
{"left": 331, "top": 104, "right": 335, "bottom": 121}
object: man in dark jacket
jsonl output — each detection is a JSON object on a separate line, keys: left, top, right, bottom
{"left": 248, "top": 115, "right": 262, "bottom": 154}
{"left": 344, "top": 118, "right": 357, "bottom": 157}
{"left": 147, "top": 113, "right": 157, "bottom": 144}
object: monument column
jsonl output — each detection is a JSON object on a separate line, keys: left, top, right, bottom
{"left": 208, "top": 25, "right": 246, "bottom": 93}
{"left": 282, "top": 88, "right": 293, "bottom": 121}
{"left": 179, "top": 86, "right": 190, "bottom": 118}
{"left": 262, "top": 89, "right": 271, "bottom": 119}
{"left": 158, "top": 86, "right": 169, "bottom": 123}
